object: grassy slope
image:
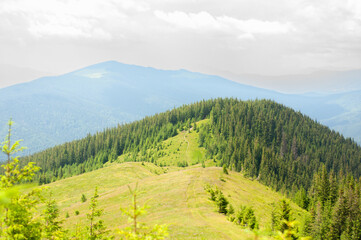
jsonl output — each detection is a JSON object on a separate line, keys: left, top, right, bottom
{"left": 44, "top": 123, "right": 305, "bottom": 239}
{"left": 118, "top": 119, "right": 210, "bottom": 168}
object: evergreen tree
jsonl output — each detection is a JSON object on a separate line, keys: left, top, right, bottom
{"left": 215, "top": 190, "right": 229, "bottom": 214}
{"left": 86, "top": 187, "right": 108, "bottom": 240}
{"left": 235, "top": 205, "right": 258, "bottom": 230}
{"left": 272, "top": 199, "right": 293, "bottom": 233}
{"left": 42, "top": 192, "right": 65, "bottom": 239}
{"left": 0, "top": 120, "right": 42, "bottom": 239}
{"left": 118, "top": 183, "right": 168, "bottom": 239}
{"left": 81, "top": 193, "right": 87, "bottom": 203}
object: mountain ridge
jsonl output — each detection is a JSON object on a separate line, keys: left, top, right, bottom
{"left": 0, "top": 61, "right": 360, "bottom": 157}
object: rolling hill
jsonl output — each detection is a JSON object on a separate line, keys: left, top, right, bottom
{"left": 22, "top": 99, "right": 361, "bottom": 194}
{"left": 4, "top": 98, "right": 361, "bottom": 239}
{"left": 40, "top": 131, "right": 305, "bottom": 239}
{"left": 0, "top": 61, "right": 360, "bottom": 158}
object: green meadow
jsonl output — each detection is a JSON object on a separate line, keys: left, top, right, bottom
{"left": 42, "top": 125, "right": 305, "bottom": 239}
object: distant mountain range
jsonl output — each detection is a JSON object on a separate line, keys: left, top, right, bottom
{"left": 0, "top": 61, "right": 360, "bottom": 156}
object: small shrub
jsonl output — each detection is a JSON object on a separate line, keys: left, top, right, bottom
{"left": 118, "top": 183, "right": 168, "bottom": 239}
{"left": 81, "top": 193, "right": 87, "bottom": 203}
{"left": 235, "top": 205, "right": 258, "bottom": 230}
{"left": 204, "top": 184, "right": 219, "bottom": 201}
{"left": 216, "top": 191, "right": 229, "bottom": 214}
{"left": 177, "top": 160, "right": 188, "bottom": 168}
{"left": 227, "top": 204, "right": 235, "bottom": 215}
{"left": 223, "top": 165, "right": 229, "bottom": 175}
{"left": 75, "top": 210, "right": 80, "bottom": 216}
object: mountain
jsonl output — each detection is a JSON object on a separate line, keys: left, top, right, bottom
{"left": 22, "top": 113, "right": 307, "bottom": 239}
{"left": 22, "top": 99, "right": 361, "bottom": 192}
{"left": 0, "top": 61, "right": 360, "bottom": 158}
{"left": 6, "top": 98, "right": 361, "bottom": 239}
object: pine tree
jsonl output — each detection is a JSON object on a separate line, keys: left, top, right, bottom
{"left": 118, "top": 183, "right": 168, "bottom": 239}
{"left": 0, "top": 120, "right": 43, "bottom": 239}
{"left": 42, "top": 192, "right": 65, "bottom": 239}
{"left": 81, "top": 193, "right": 87, "bottom": 203}
{"left": 215, "top": 190, "right": 229, "bottom": 214}
{"left": 272, "top": 199, "right": 293, "bottom": 233}
{"left": 86, "top": 187, "right": 108, "bottom": 239}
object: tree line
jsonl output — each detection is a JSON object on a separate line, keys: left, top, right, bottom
{"left": 0, "top": 123, "right": 168, "bottom": 239}
{"left": 20, "top": 98, "right": 361, "bottom": 196}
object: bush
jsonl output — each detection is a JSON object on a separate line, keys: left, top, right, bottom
{"left": 235, "top": 205, "right": 258, "bottom": 230}
{"left": 81, "top": 193, "right": 87, "bottom": 203}
{"left": 223, "top": 165, "right": 229, "bottom": 175}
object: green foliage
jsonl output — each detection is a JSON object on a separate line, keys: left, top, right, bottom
{"left": 0, "top": 120, "right": 43, "bottom": 239}
{"left": 205, "top": 184, "right": 229, "bottom": 214}
{"left": 22, "top": 98, "right": 361, "bottom": 201}
{"left": 223, "top": 165, "right": 228, "bottom": 175}
{"left": 1, "top": 120, "right": 40, "bottom": 189}
{"left": 86, "top": 187, "right": 109, "bottom": 240}
{"left": 81, "top": 193, "right": 87, "bottom": 203}
{"left": 204, "top": 184, "right": 219, "bottom": 201}
{"left": 235, "top": 205, "right": 258, "bottom": 230}
{"left": 75, "top": 210, "right": 80, "bottom": 216}
{"left": 293, "top": 187, "right": 309, "bottom": 210}
{"left": 118, "top": 183, "right": 168, "bottom": 239}
{"left": 205, "top": 184, "right": 259, "bottom": 231}
{"left": 272, "top": 200, "right": 293, "bottom": 233}
{"left": 301, "top": 167, "right": 361, "bottom": 240}
{"left": 5, "top": 99, "right": 361, "bottom": 238}
{"left": 176, "top": 160, "right": 188, "bottom": 168}
{"left": 271, "top": 200, "right": 308, "bottom": 239}
{"left": 274, "top": 221, "right": 310, "bottom": 240}
{"left": 215, "top": 190, "right": 229, "bottom": 214}
{"left": 227, "top": 203, "right": 235, "bottom": 216}
{"left": 0, "top": 122, "right": 173, "bottom": 239}
{"left": 42, "top": 191, "right": 65, "bottom": 239}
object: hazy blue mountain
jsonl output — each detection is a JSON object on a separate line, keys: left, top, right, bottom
{"left": 0, "top": 61, "right": 360, "bottom": 157}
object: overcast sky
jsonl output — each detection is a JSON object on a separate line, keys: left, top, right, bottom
{"left": 0, "top": 0, "right": 361, "bottom": 90}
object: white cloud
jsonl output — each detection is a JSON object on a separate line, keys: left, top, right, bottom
{"left": 154, "top": 11, "right": 221, "bottom": 30}
{"left": 154, "top": 10, "right": 295, "bottom": 38}
{"left": 219, "top": 16, "right": 294, "bottom": 34}
{"left": 0, "top": 0, "right": 148, "bottom": 39}
{"left": 0, "top": 0, "right": 360, "bottom": 79}
{"left": 116, "top": 0, "right": 150, "bottom": 12}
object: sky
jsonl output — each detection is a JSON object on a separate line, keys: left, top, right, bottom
{"left": 0, "top": 0, "right": 361, "bottom": 90}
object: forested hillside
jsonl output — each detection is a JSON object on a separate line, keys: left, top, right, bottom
{"left": 23, "top": 98, "right": 361, "bottom": 194}
{"left": 4, "top": 98, "right": 361, "bottom": 239}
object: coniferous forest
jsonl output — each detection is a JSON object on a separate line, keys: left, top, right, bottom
{"left": 3, "top": 98, "right": 361, "bottom": 239}
{"left": 22, "top": 98, "right": 361, "bottom": 188}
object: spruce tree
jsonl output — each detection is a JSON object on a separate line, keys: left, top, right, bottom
{"left": 0, "top": 120, "right": 42, "bottom": 239}
{"left": 118, "top": 183, "right": 168, "bottom": 239}
{"left": 42, "top": 192, "right": 65, "bottom": 239}
{"left": 86, "top": 187, "right": 108, "bottom": 240}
